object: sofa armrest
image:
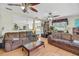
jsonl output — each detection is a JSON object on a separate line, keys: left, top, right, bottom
{"left": 5, "top": 41, "right": 12, "bottom": 51}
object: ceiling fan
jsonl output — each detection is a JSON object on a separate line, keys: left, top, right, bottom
{"left": 48, "top": 12, "right": 60, "bottom": 17}
{"left": 8, "top": 3, "right": 40, "bottom": 13}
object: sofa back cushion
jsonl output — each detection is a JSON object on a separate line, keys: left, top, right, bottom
{"left": 72, "top": 34, "right": 79, "bottom": 40}
{"left": 52, "top": 32, "right": 62, "bottom": 39}
{"left": 62, "top": 33, "right": 72, "bottom": 41}
{"left": 4, "top": 32, "right": 19, "bottom": 41}
{"left": 19, "top": 32, "right": 26, "bottom": 38}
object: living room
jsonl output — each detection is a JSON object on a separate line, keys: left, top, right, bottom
{"left": 0, "top": 3, "right": 79, "bottom": 56}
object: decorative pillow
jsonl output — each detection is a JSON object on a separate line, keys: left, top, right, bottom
{"left": 73, "top": 40, "right": 79, "bottom": 44}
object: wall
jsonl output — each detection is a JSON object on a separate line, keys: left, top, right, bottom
{"left": 0, "top": 3, "right": 79, "bottom": 35}
{"left": 0, "top": 4, "right": 42, "bottom": 36}
{"left": 67, "top": 15, "right": 79, "bottom": 34}
{"left": 0, "top": 4, "right": 34, "bottom": 35}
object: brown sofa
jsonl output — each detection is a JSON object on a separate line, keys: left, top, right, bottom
{"left": 48, "top": 32, "right": 79, "bottom": 55}
{"left": 4, "top": 31, "right": 38, "bottom": 52}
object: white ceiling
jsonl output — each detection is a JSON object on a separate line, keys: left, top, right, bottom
{"left": 0, "top": 3, "right": 79, "bottom": 19}
{"left": 36, "top": 3, "right": 79, "bottom": 17}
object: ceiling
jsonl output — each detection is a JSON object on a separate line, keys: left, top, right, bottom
{"left": 0, "top": 3, "right": 79, "bottom": 19}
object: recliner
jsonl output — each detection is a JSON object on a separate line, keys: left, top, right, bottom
{"left": 48, "top": 32, "right": 79, "bottom": 55}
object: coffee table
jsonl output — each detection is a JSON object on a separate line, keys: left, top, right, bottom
{"left": 22, "top": 41, "right": 45, "bottom": 56}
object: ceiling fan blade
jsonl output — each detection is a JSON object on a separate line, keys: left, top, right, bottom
{"left": 30, "top": 7, "right": 38, "bottom": 12}
{"left": 30, "top": 3, "right": 40, "bottom": 6}
{"left": 8, "top": 4, "right": 21, "bottom": 6}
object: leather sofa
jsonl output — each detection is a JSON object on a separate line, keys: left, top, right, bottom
{"left": 48, "top": 32, "right": 79, "bottom": 55}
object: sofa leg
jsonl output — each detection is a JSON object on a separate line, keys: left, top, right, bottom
{"left": 28, "top": 51, "right": 30, "bottom": 56}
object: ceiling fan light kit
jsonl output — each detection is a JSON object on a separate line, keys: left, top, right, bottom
{"left": 21, "top": 6, "right": 25, "bottom": 9}
{"left": 23, "top": 9, "right": 27, "bottom": 13}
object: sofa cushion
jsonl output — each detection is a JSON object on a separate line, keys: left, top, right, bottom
{"left": 51, "top": 38, "right": 79, "bottom": 48}
{"left": 12, "top": 40, "right": 21, "bottom": 45}
{"left": 72, "top": 34, "right": 79, "bottom": 41}
{"left": 62, "top": 33, "right": 71, "bottom": 41}
{"left": 71, "top": 40, "right": 79, "bottom": 47}
{"left": 12, "top": 40, "right": 22, "bottom": 50}
{"left": 22, "top": 38, "right": 30, "bottom": 45}
{"left": 13, "top": 38, "right": 19, "bottom": 40}
{"left": 73, "top": 40, "right": 79, "bottom": 44}
{"left": 52, "top": 38, "right": 71, "bottom": 44}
